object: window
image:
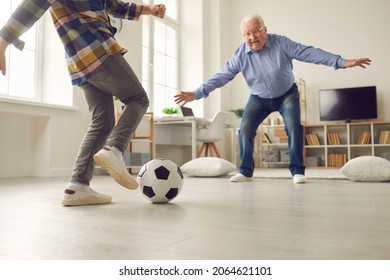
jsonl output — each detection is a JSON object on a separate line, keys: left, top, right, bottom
{"left": 142, "top": 0, "right": 179, "bottom": 116}
{"left": 0, "top": 0, "right": 39, "bottom": 101}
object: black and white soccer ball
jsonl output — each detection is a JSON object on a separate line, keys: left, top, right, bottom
{"left": 137, "top": 158, "right": 184, "bottom": 203}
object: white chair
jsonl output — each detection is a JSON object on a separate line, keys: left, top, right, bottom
{"left": 196, "top": 112, "right": 228, "bottom": 158}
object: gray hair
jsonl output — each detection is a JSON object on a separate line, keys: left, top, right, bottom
{"left": 240, "top": 14, "right": 265, "bottom": 33}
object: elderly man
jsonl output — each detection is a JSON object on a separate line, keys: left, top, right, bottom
{"left": 175, "top": 14, "right": 371, "bottom": 183}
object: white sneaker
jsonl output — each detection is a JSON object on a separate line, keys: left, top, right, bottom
{"left": 230, "top": 173, "right": 253, "bottom": 182}
{"left": 94, "top": 146, "right": 138, "bottom": 189}
{"left": 62, "top": 188, "right": 112, "bottom": 206}
{"left": 293, "top": 174, "right": 307, "bottom": 184}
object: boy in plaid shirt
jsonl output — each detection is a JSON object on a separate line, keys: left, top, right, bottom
{"left": 0, "top": 0, "right": 166, "bottom": 206}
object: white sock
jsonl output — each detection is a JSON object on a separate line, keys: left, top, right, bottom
{"left": 67, "top": 182, "right": 90, "bottom": 192}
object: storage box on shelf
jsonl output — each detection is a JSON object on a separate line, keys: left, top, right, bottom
{"left": 123, "top": 152, "right": 151, "bottom": 167}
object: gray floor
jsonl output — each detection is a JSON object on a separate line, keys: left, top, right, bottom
{"left": 0, "top": 171, "right": 390, "bottom": 260}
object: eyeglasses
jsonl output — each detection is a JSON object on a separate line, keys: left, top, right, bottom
{"left": 243, "top": 26, "right": 264, "bottom": 38}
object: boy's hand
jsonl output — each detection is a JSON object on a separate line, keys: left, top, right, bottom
{"left": 151, "top": 4, "right": 166, "bottom": 18}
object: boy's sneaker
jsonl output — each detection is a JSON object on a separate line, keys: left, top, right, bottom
{"left": 293, "top": 174, "right": 307, "bottom": 184}
{"left": 93, "top": 146, "right": 138, "bottom": 189}
{"left": 230, "top": 173, "right": 254, "bottom": 182}
{"left": 62, "top": 188, "right": 112, "bottom": 206}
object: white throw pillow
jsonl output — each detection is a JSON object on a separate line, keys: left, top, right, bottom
{"left": 340, "top": 156, "right": 390, "bottom": 182}
{"left": 181, "top": 157, "right": 237, "bottom": 177}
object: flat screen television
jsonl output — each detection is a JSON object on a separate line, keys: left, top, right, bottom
{"left": 319, "top": 86, "right": 377, "bottom": 122}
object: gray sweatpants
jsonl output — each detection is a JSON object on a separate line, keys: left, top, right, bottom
{"left": 70, "top": 53, "right": 149, "bottom": 186}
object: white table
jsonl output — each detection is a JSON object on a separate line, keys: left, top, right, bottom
{"left": 154, "top": 116, "right": 211, "bottom": 159}
{"left": 154, "top": 116, "right": 236, "bottom": 163}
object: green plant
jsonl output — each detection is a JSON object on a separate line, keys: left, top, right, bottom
{"left": 230, "top": 108, "right": 244, "bottom": 118}
{"left": 162, "top": 107, "right": 178, "bottom": 115}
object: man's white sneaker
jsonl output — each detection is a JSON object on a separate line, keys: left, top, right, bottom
{"left": 62, "top": 188, "right": 112, "bottom": 206}
{"left": 293, "top": 174, "right": 307, "bottom": 184}
{"left": 94, "top": 146, "right": 138, "bottom": 189}
{"left": 230, "top": 173, "right": 253, "bottom": 182}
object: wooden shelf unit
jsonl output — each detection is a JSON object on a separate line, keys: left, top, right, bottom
{"left": 304, "top": 121, "right": 390, "bottom": 168}
{"left": 258, "top": 121, "right": 390, "bottom": 168}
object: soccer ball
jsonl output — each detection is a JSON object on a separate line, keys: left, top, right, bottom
{"left": 137, "top": 158, "right": 184, "bottom": 203}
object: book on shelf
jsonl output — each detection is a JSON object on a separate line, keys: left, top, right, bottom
{"left": 327, "top": 153, "right": 347, "bottom": 167}
{"left": 305, "top": 133, "right": 321, "bottom": 146}
{"left": 327, "top": 132, "right": 341, "bottom": 145}
{"left": 274, "top": 128, "right": 287, "bottom": 137}
{"left": 379, "top": 130, "right": 390, "bottom": 144}
{"left": 279, "top": 136, "right": 288, "bottom": 143}
{"left": 357, "top": 131, "right": 371, "bottom": 145}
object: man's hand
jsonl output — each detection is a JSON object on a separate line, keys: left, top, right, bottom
{"left": 344, "top": 58, "right": 372, "bottom": 69}
{"left": 143, "top": 4, "right": 166, "bottom": 19}
{"left": 0, "top": 38, "right": 9, "bottom": 76}
{"left": 174, "top": 91, "right": 195, "bottom": 107}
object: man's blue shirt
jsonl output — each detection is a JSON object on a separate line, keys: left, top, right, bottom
{"left": 193, "top": 34, "right": 345, "bottom": 99}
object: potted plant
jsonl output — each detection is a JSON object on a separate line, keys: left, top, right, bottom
{"left": 230, "top": 108, "right": 244, "bottom": 118}
{"left": 162, "top": 107, "right": 178, "bottom": 116}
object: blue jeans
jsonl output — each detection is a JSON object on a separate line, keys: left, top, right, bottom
{"left": 238, "top": 84, "right": 305, "bottom": 177}
{"left": 71, "top": 54, "right": 149, "bottom": 186}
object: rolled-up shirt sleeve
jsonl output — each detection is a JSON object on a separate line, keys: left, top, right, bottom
{"left": 0, "top": 0, "right": 56, "bottom": 50}
{"left": 105, "top": 0, "right": 142, "bottom": 20}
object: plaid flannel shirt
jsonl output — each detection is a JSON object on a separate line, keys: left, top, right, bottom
{"left": 0, "top": 0, "right": 142, "bottom": 85}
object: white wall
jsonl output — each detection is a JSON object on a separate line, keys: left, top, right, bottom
{"left": 179, "top": 0, "right": 205, "bottom": 117}
{"left": 180, "top": 0, "right": 233, "bottom": 120}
